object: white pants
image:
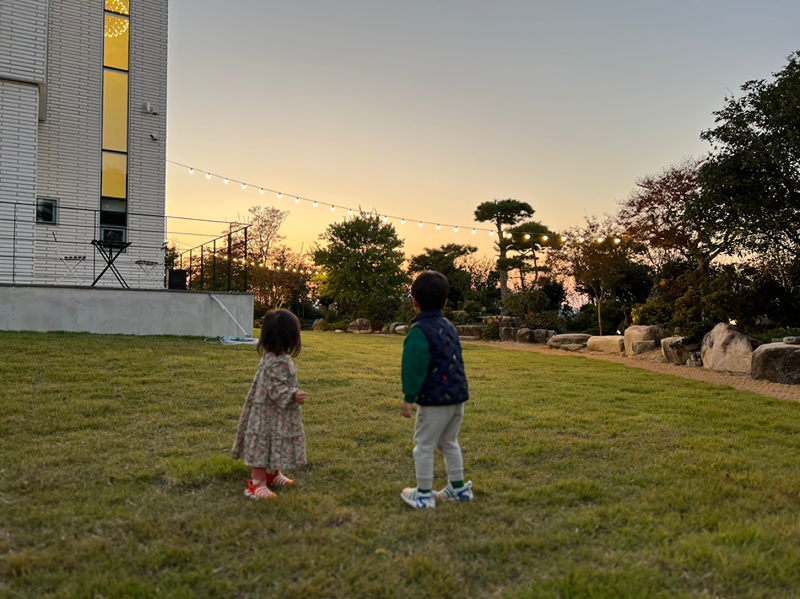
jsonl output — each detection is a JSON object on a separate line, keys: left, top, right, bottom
{"left": 413, "top": 403, "right": 465, "bottom": 490}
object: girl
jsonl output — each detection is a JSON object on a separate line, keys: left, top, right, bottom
{"left": 231, "top": 309, "right": 308, "bottom": 499}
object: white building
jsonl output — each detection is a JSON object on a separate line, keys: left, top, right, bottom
{"left": 0, "top": 0, "right": 168, "bottom": 288}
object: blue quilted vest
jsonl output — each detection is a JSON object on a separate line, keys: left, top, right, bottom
{"left": 411, "top": 310, "right": 469, "bottom": 406}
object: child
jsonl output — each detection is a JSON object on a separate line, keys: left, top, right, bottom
{"left": 400, "top": 270, "right": 474, "bottom": 508}
{"left": 231, "top": 309, "right": 308, "bottom": 500}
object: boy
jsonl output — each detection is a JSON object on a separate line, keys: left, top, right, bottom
{"left": 400, "top": 270, "right": 474, "bottom": 509}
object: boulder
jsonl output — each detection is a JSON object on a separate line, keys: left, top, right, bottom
{"left": 456, "top": 325, "right": 484, "bottom": 338}
{"left": 334, "top": 329, "right": 343, "bottom": 333}
{"left": 395, "top": 325, "right": 408, "bottom": 335}
{"left": 686, "top": 352, "right": 703, "bottom": 368}
{"left": 500, "top": 327, "right": 516, "bottom": 342}
{"left": 389, "top": 322, "right": 403, "bottom": 334}
{"left": 624, "top": 325, "right": 666, "bottom": 356}
{"left": 784, "top": 336, "right": 800, "bottom": 345}
{"left": 661, "top": 336, "right": 694, "bottom": 365}
{"left": 587, "top": 335, "right": 625, "bottom": 353}
{"left": 347, "top": 318, "right": 372, "bottom": 334}
{"left": 532, "top": 329, "right": 548, "bottom": 344}
{"left": 547, "top": 333, "right": 591, "bottom": 349}
{"left": 380, "top": 325, "right": 390, "bottom": 334}
{"left": 562, "top": 344, "right": 584, "bottom": 351}
{"left": 312, "top": 318, "right": 324, "bottom": 332}
{"left": 516, "top": 328, "right": 532, "bottom": 343}
{"left": 751, "top": 342, "right": 800, "bottom": 385}
{"left": 701, "top": 323, "right": 761, "bottom": 375}
{"left": 547, "top": 330, "right": 557, "bottom": 340}
{"left": 632, "top": 340, "right": 657, "bottom": 354}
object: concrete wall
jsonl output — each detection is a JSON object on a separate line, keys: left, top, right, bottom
{"left": 0, "top": 285, "right": 255, "bottom": 337}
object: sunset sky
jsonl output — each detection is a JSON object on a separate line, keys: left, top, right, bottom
{"left": 164, "top": 0, "right": 800, "bottom": 258}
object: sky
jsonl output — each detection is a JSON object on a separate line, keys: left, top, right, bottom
{"left": 164, "top": 0, "right": 800, "bottom": 259}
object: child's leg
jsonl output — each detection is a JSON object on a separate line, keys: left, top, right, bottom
{"left": 413, "top": 406, "right": 451, "bottom": 490}
{"left": 251, "top": 467, "right": 277, "bottom": 483}
{"left": 436, "top": 403, "right": 465, "bottom": 484}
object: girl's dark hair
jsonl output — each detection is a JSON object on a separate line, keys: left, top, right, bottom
{"left": 258, "top": 309, "right": 302, "bottom": 357}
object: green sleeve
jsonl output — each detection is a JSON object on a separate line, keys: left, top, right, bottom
{"left": 401, "top": 326, "right": 431, "bottom": 403}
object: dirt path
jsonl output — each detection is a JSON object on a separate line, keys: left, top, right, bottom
{"left": 463, "top": 340, "right": 800, "bottom": 403}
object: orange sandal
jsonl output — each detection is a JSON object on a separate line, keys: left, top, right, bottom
{"left": 245, "top": 480, "right": 276, "bottom": 499}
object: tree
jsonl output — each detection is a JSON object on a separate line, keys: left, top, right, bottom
{"left": 454, "top": 253, "right": 501, "bottom": 312}
{"left": 504, "top": 220, "right": 556, "bottom": 290}
{"left": 474, "top": 199, "right": 535, "bottom": 300}
{"left": 548, "top": 217, "right": 653, "bottom": 335}
{"left": 407, "top": 243, "right": 477, "bottom": 307}
{"left": 696, "top": 51, "right": 800, "bottom": 253}
{"left": 313, "top": 214, "right": 410, "bottom": 322}
{"left": 244, "top": 205, "right": 290, "bottom": 265}
{"left": 617, "top": 158, "right": 735, "bottom": 278}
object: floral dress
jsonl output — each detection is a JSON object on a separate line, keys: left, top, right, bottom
{"left": 231, "top": 352, "right": 306, "bottom": 470}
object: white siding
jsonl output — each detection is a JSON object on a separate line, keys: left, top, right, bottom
{"left": 0, "top": 0, "right": 48, "bottom": 83}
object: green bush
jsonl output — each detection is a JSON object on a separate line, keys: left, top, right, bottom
{"left": 482, "top": 320, "right": 500, "bottom": 340}
{"left": 502, "top": 290, "right": 549, "bottom": 318}
{"left": 321, "top": 321, "right": 350, "bottom": 332}
{"left": 460, "top": 300, "right": 483, "bottom": 322}
{"left": 753, "top": 328, "right": 800, "bottom": 344}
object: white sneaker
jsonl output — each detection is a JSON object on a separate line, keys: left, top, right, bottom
{"left": 401, "top": 487, "right": 436, "bottom": 509}
{"left": 435, "top": 480, "right": 474, "bottom": 502}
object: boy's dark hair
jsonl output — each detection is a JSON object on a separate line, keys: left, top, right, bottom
{"left": 411, "top": 270, "right": 449, "bottom": 311}
{"left": 258, "top": 309, "right": 302, "bottom": 357}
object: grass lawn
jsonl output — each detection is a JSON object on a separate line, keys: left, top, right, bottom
{"left": 2, "top": 331, "right": 800, "bottom": 598}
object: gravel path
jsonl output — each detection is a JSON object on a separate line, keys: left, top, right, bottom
{"left": 463, "top": 340, "right": 800, "bottom": 403}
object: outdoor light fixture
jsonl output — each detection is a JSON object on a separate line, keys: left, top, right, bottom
{"left": 543, "top": 235, "right": 549, "bottom": 241}
{"left": 454, "top": 226, "right": 459, "bottom": 232}
{"left": 189, "top": 168, "right": 194, "bottom": 174}
{"left": 259, "top": 188, "right": 264, "bottom": 194}
{"left": 313, "top": 202, "right": 318, "bottom": 207}
{"left": 383, "top": 216, "right": 388, "bottom": 222}
{"left": 401, "top": 219, "right": 405, "bottom": 225}
{"left": 419, "top": 222, "right": 423, "bottom": 227}
{"left": 615, "top": 238, "right": 621, "bottom": 243}
{"left": 579, "top": 237, "right": 585, "bottom": 243}
{"left": 472, "top": 229, "right": 477, "bottom": 235}
{"left": 348, "top": 209, "right": 353, "bottom": 215}
{"left": 525, "top": 234, "right": 530, "bottom": 240}
{"left": 206, "top": 173, "right": 211, "bottom": 179}
{"left": 490, "top": 231, "right": 494, "bottom": 236}
{"left": 561, "top": 236, "right": 566, "bottom": 242}
{"left": 598, "top": 237, "right": 604, "bottom": 243}
{"left": 223, "top": 178, "right": 228, "bottom": 184}
{"left": 331, "top": 205, "right": 335, "bottom": 211}
{"left": 295, "top": 197, "right": 299, "bottom": 203}
{"left": 242, "top": 183, "right": 246, "bottom": 190}
{"left": 277, "top": 192, "right": 282, "bottom": 198}
{"left": 436, "top": 224, "right": 441, "bottom": 230}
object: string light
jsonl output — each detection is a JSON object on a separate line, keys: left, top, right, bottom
{"left": 401, "top": 219, "right": 405, "bottom": 225}
{"left": 579, "top": 237, "right": 585, "bottom": 243}
{"left": 259, "top": 188, "right": 264, "bottom": 195}
{"left": 418, "top": 222, "right": 423, "bottom": 228}
{"left": 436, "top": 224, "right": 441, "bottom": 230}
{"left": 598, "top": 237, "right": 604, "bottom": 243}
{"left": 542, "top": 235, "right": 548, "bottom": 241}
{"left": 348, "top": 209, "right": 353, "bottom": 215}
{"left": 454, "top": 226, "right": 459, "bottom": 233}
{"left": 206, "top": 173, "right": 211, "bottom": 179}
{"left": 614, "top": 238, "right": 621, "bottom": 244}
{"left": 472, "top": 229, "right": 477, "bottom": 235}
{"left": 561, "top": 236, "right": 566, "bottom": 242}
{"left": 189, "top": 168, "right": 194, "bottom": 174}
{"left": 223, "top": 178, "right": 228, "bottom": 184}
{"left": 295, "top": 197, "right": 299, "bottom": 203}
{"left": 490, "top": 231, "right": 494, "bottom": 236}
{"left": 331, "top": 205, "right": 335, "bottom": 211}
{"left": 525, "top": 234, "right": 531, "bottom": 240}
{"left": 241, "top": 183, "right": 246, "bottom": 190}
{"left": 383, "top": 216, "right": 388, "bottom": 222}
{"left": 313, "top": 201, "right": 318, "bottom": 207}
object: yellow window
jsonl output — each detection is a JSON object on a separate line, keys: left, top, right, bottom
{"left": 105, "top": 0, "right": 129, "bottom": 16}
{"left": 103, "top": 71, "right": 128, "bottom": 152}
{"left": 102, "top": 152, "right": 128, "bottom": 199}
{"left": 104, "top": 14, "right": 129, "bottom": 70}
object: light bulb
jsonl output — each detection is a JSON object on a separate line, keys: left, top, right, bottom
{"left": 561, "top": 236, "right": 566, "bottom": 242}
{"left": 242, "top": 183, "right": 246, "bottom": 190}
{"left": 401, "top": 219, "right": 406, "bottom": 225}
{"left": 268, "top": 265, "right": 273, "bottom": 269}
{"left": 598, "top": 237, "right": 604, "bottom": 243}
{"left": 189, "top": 168, "right": 194, "bottom": 174}
{"left": 366, "top": 214, "right": 371, "bottom": 219}
{"left": 579, "top": 237, "right": 585, "bottom": 243}
{"left": 259, "top": 263, "right": 263, "bottom": 267}
{"left": 276, "top": 266, "right": 281, "bottom": 271}
{"left": 419, "top": 222, "right": 423, "bottom": 228}
{"left": 436, "top": 224, "right": 441, "bottom": 231}
{"left": 259, "top": 188, "right": 264, "bottom": 195}
{"left": 348, "top": 209, "right": 353, "bottom": 215}
{"left": 295, "top": 197, "right": 299, "bottom": 203}
{"left": 490, "top": 231, "right": 494, "bottom": 237}
{"left": 223, "top": 178, "right": 228, "bottom": 184}
{"left": 543, "top": 235, "right": 549, "bottom": 241}
{"left": 331, "top": 206, "right": 335, "bottom": 211}
{"left": 472, "top": 229, "right": 476, "bottom": 235}
{"left": 454, "top": 226, "right": 459, "bottom": 233}
{"left": 277, "top": 192, "right": 282, "bottom": 199}
{"left": 525, "top": 234, "right": 530, "bottom": 240}
{"left": 293, "top": 269, "right": 297, "bottom": 273}
{"left": 383, "top": 216, "right": 388, "bottom": 222}
{"left": 313, "top": 202, "right": 318, "bottom": 207}
{"left": 206, "top": 173, "right": 211, "bottom": 179}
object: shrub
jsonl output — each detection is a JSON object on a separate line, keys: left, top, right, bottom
{"left": 503, "top": 290, "right": 549, "bottom": 318}
{"left": 753, "top": 328, "right": 800, "bottom": 344}
{"left": 482, "top": 320, "right": 500, "bottom": 341}
{"left": 460, "top": 300, "right": 483, "bottom": 322}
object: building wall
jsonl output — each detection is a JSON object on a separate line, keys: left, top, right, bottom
{"left": 0, "top": 0, "right": 49, "bottom": 284}
{"left": 0, "top": 286, "right": 255, "bottom": 338}
{"left": 0, "top": 0, "right": 168, "bottom": 288}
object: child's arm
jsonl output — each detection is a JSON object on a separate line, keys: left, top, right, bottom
{"left": 400, "top": 327, "right": 431, "bottom": 417}
{"left": 266, "top": 358, "right": 304, "bottom": 408}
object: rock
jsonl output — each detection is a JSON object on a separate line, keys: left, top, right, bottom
{"left": 562, "top": 344, "right": 584, "bottom": 351}
{"left": 624, "top": 325, "right": 666, "bottom": 356}
{"left": 632, "top": 340, "right": 657, "bottom": 354}
{"left": 547, "top": 330, "right": 557, "bottom": 340}
{"left": 686, "top": 352, "right": 703, "bottom": 367}
{"left": 389, "top": 322, "right": 403, "bottom": 334}
{"left": 460, "top": 336, "right": 483, "bottom": 342}
{"left": 395, "top": 325, "right": 408, "bottom": 335}
{"left": 312, "top": 318, "right": 324, "bottom": 332}
{"left": 751, "top": 342, "right": 800, "bottom": 385}
{"left": 661, "top": 336, "right": 692, "bottom": 365}
{"left": 701, "top": 323, "right": 761, "bottom": 375}
{"left": 547, "top": 333, "right": 591, "bottom": 349}
{"left": 456, "top": 325, "right": 484, "bottom": 338}
{"left": 500, "top": 327, "right": 516, "bottom": 342}
{"left": 334, "top": 329, "right": 343, "bottom": 333}
{"left": 347, "top": 318, "right": 372, "bottom": 334}
{"left": 587, "top": 335, "right": 625, "bottom": 353}
{"left": 784, "top": 336, "right": 800, "bottom": 345}
{"left": 516, "top": 328, "right": 531, "bottom": 343}
{"left": 532, "top": 329, "right": 548, "bottom": 344}
{"left": 380, "top": 325, "right": 390, "bottom": 334}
